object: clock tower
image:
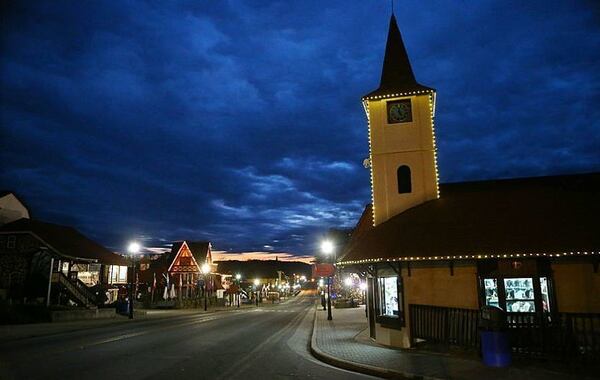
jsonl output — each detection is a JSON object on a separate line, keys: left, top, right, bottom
{"left": 363, "top": 14, "right": 439, "bottom": 226}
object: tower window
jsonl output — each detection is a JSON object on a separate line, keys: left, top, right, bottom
{"left": 397, "top": 165, "right": 412, "bottom": 193}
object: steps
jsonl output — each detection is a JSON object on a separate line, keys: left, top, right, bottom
{"left": 51, "top": 272, "right": 97, "bottom": 309}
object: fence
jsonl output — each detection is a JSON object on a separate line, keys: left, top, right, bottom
{"left": 409, "top": 304, "right": 479, "bottom": 348}
{"left": 409, "top": 304, "right": 600, "bottom": 362}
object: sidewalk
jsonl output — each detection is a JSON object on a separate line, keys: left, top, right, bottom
{"left": 310, "top": 305, "right": 590, "bottom": 380}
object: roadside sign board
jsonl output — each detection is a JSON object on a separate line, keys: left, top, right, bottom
{"left": 312, "top": 263, "right": 336, "bottom": 278}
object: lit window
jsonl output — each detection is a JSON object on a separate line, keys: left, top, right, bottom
{"left": 397, "top": 166, "right": 412, "bottom": 193}
{"left": 484, "top": 278, "right": 499, "bottom": 308}
{"left": 378, "top": 276, "right": 402, "bottom": 317}
{"left": 108, "top": 265, "right": 128, "bottom": 284}
{"left": 539, "top": 277, "right": 551, "bottom": 312}
{"left": 504, "top": 278, "right": 535, "bottom": 312}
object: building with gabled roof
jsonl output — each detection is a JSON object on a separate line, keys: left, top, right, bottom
{"left": 0, "top": 218, "right": 128, "bottom": 307}
{"left": 338, "top": 11, "right": 599, "bottom": 359}
{"left": 138, "top": 240, "right": 222, "bottom": 305}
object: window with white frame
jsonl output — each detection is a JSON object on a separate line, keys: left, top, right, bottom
{"left": 108, "top": 265, "right": 128, "bottom": 284}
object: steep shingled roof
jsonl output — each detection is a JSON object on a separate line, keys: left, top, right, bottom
{"left": 339, "top": 173, "right": 600, "bottom": 264}
{"left": 0, "top": 218, "right": 127, "bottom": 265}
{"left": 170, "top": 241, "right": 211, "bottom": 265}
{"left": 363, "top": 14, "right": 434, "bottom": 99}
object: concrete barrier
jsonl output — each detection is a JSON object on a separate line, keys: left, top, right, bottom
{"left": 50, "top": 308, "right": 117, "bottom": 322}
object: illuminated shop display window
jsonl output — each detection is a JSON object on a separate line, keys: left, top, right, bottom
{"left": 482, "top": 275, "right": 554, "bottom": 313}
{"left": 375, "top": 275, "right": 405, "bottom": 327}
{"left": 484, "top": 279, "right": 499, "bottom": 308}
{"left": 539, "top": 277, "right": 552, "bottom": 312}
{"left": 379, "top": 277, "right": 399, "bottom": 316}
{"left": 505, "top": 278, "right": 535, "bottom": 312}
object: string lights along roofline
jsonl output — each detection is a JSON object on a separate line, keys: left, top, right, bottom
{"left": 338, "top": 250, "right": 599, "bottom": 265}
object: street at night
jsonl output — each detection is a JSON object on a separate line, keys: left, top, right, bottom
{"left": 0, "top": 292, "right": 374, "bottom": 380}
{"left": 1, "top": 1, "right": 598, "bottom": 379}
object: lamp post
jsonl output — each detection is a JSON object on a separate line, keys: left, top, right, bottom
{"left": 201, "top": 263, "right": 210, "bottom": 311}
{"left": 127, "top": 241, "right": 141, "bottom": 320}
{"left": 254, "top": 278, "right": 260, "bottom": 306}
{"left": 321, "top": 240, "right": 335, "bottom": 321}
{"left": 235, "top": 273, "right": 241, "bottom": 308}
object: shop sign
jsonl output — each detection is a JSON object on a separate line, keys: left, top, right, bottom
{"left": 312, "top": 263, "right": 336, "bottom": 278}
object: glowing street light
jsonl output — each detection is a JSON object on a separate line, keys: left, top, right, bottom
{"left": 127, "top": 241, "right": 141, "bottom": 320}
{"left": 320, "top": 239, "right": 335, "bottom": 321}
{"left": 253, "top": 279, "right": 260, "bottom": 306}
{"left": 234, "top": 273, "right": 242, "bottom": 308}
{"left": 344, "top": 277, "right": 353, "bottom": 287}
{"left": 359, "top": 282, "right": 367, "bottom": 291}
{"left": 201, "top": 263, "right": 210, "bottom": 311}
{"left": 321, "top": 240, "right": 334, "bottom": 255}
{"left": 128, "top": 242, "right": 141, "bottom": 255}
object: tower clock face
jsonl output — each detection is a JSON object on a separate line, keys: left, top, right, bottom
{"left": 387, "top": 99, "right": 412, "bottom": 124}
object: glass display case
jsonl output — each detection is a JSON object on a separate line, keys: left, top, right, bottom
{"left": 539, "top": 277, "right": 551, "bottom": 312}
{"left": 484, "top": 278, "right": 499, "bottom": 308}
{"left": 378, "top": 276, "right": 399, "bottom": 316}
{"left": 504, "top": 277, "right": 535, "bottom": 312}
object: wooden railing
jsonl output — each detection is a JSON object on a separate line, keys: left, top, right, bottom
{"left": 51, "top": 272, "right": 96, "bottom": 309}
{"left": 409, "top": 304, "right": 479, "bottom": 348}
{"left": 410, "top": 304, "right": 600, "bottom": 362}
{"left": 507, "top": 312, "right": 600, "bottom": 362}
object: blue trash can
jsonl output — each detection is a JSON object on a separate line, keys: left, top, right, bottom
{"left": 480, "top": 330, "right": 512, "bottom": 367}
{"left": 479, "top": 306, "right": 512, "bottom": 367}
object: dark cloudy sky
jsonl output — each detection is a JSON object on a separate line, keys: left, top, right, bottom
{"left": 1, "top": 1, "right": 599, "bottom": 257}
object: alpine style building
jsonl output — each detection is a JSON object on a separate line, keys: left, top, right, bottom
{"left": 339, "top": 13, "right": 599, "bottom": 358}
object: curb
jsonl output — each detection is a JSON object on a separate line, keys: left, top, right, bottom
{"left": 309, "top": 307, "right": 439, "bottom": 380}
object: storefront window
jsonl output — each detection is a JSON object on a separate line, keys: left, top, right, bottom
{"left": 540, "top": 277, "right": 551, "bottom": 312}
{"left": 484, "top": 278, "right": 499, "bottom": 308}
{"left": 378, "top": 276, "right": 400, "bottom": 317}
{"left": 504, "top": 277, "right": 535, "bottom": 312}
{"left": 108, "top": 265, "right": 128, "bottom": 284}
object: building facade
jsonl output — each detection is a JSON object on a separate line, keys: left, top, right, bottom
{"left": 339, "top": 14, "right": 600, "bottom": 358}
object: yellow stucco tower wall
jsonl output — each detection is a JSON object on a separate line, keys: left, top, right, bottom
{"left": 362, "top": 13, "right": 439, "bottom": 226}
{"left": 365, "top": 92, "right": 439, "bottom": 226}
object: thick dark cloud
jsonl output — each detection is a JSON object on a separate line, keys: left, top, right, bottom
{"left": 1, "top": 1, "right": 599, "bottom": 255}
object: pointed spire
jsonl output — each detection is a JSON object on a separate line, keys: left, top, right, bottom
{"left": 364, "top": 14, "right": 433, "bottom": 98}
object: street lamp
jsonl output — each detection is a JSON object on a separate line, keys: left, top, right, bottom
{"left": 321, "top": 239, "right": 335, "bottom": 321}
{"left": 235, "top": 273, "right": 241, "bottom": 307}
{"left": 127, "top": 241, "right": 141, "bottom": 320}
{"left": 321, "top": 240, "right": 334, "bottom": 255}
{"left": 201, "top": 263, "right": 210, "bottom": 311}
{"left": 254, "top": 279, "right": 260, "bottom": 306}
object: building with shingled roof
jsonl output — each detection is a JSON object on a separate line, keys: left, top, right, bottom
{"left": 0, "top": 217, "right": 128, "bottom": 307}
{"left": 138, "top": 240, "right": 222, "bottom": 306}
{"left": 338, "top": 12, "right": 599, "bottom": 359}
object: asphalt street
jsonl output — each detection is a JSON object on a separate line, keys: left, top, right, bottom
{"left": 0, "top": 293, "right": 376, "bottom": 380}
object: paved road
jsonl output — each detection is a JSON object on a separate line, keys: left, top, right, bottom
{"left": 0, "top": 293, "right": 376, "bottom": 380}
